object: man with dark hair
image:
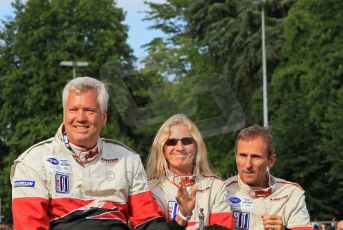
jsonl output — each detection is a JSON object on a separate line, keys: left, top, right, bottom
{"left": 225, "top": 125, "right": 312, "bottom": 230}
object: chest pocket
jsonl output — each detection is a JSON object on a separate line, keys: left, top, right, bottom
{"left": 78, "top": 160, "right": 130, "bottom": 202}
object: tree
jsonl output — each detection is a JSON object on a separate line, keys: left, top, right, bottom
{"left": 187, "top": 0, "right": 295, "bottom": 123}
{"left": 270, "top": 0, "right": 343, "bottom": 219}
{"left": 143, "top": 0, "right": 295, "bottom": 128}
{"left": 142, "top": 0, "right": 293, "bottom": 177}
{"left": 144, "top": 0, "right": 343, "bottom": 220}
{"left": 0, "top": 0, "right": 134, "bottom": 223}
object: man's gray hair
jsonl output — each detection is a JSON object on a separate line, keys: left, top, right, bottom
{"left": 62, "top": 77, "right": 109, "bottom": 114}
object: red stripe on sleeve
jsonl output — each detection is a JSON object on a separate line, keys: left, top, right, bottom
{"left": 128, "top": 191, "right": 167, "bottom": 228}
{"left": 86, "top": 210, "right": 127, "bottom": 222}
{"left": 49, "top": 198, "right": 130, "bottom": 221}
{"left": 12, "top": 197, "right": 50, "bottom": 230}
{"left": 49, "top": 197, "right": 93, "bottom": 219}
{"left": 187, "top": 221, "right": 197, "bottom": 227}
{"left": 209, "top": 212, "right": 235, "bottom": 229}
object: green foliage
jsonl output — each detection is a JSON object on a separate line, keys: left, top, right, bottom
{"left": 145, "top": 0, "right": 193, "bottom": 36}
{"left": 270, "top": 0, "right": 343, "bottom": 219}
{"left": 0, "top": 0, "right": 135, "bottom": 223}
{"left": 144, "top": 0, "right": 343, "bottom": 220}
{"left": 187, "top": 0, "right": 294, "bottom": 123}
{"left": 142, "top": 0, "right": 292, "bottom": 177}
{"left": 206, "top": 134, "right": 237, "bottom": 178}
{"left": 1, "top": 0, "right": 342, "bottom": 224}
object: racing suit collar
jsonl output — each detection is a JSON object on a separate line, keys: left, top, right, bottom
{"left": 238, "top": 173, "right": 275, "bottom": 198}
{"left": 58, "top": 124, "right": 101, "bottom": 165}
{"left": 69, "top": 140, "right": 101, "bottom": 165}
{"left": 166, "top": 169, "right": 197, "bottom": 187}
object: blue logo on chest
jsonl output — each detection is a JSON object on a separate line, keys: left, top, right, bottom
{"left": 47, "top": 157, "right": 59, "bottom": 165}
{"left": 55, "top": 173, "right": 70, "bottom": 193}
{"left": 229, "top": 196, "right": 241, "bottom": 204}
{"left": 234, "top": 211, "right": 250, "bottom": 230}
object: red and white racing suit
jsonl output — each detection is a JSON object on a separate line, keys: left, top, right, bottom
{"left": 225, "top": 175, "right": 312, "bottom": 230}
{"left": 149, "top": 171, "right": 234, "bottom": 229}
{"left": 11, "top": 125, "right": 168, "bottom": 230}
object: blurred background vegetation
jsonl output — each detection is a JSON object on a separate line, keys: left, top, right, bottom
{"left": 0, "top": 0, "right": 342, "bottom": 224}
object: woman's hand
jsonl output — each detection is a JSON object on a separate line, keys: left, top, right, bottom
{"left": 175, "top": 182, "right": 197, "bottom": 226}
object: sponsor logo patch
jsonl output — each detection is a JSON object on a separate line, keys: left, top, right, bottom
{"left": 105, "top": 171, "right": 115, "bottom": 181}
{"left": 46, "top": 157, "right": 59, "bottom": 165}
{"left": 14, "top": 180, "right": 35, "bottom": 188}
{"left": 44, "top": 156, "right": 71, "bottom": 174}
{"left": 270, "top": 194, "right": 288, "bottom": 202}
{"left": 233, "top": 211, "right": 250, "bottom": 230}
{"left": 101, "top": 158, "right": 118, "bottom": 164}
{"left": 229, "top": 196, "right": 241, "bottom": 204}
{"left": 55, "top": 173, "right": 70, "bottom": 193}
{"left": 168, "top": 201, "right": 178, "bottom": 221}
{"left": 224, "top": 194, "right": 254, "bottom": 212}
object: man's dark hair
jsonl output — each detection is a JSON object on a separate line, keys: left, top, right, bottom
{"left": 235, "top": 124, "right": 275, "bottom": 158}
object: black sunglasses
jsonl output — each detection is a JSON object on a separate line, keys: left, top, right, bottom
{"left": 165, "top": 137, "right": 194, "bottom": 146}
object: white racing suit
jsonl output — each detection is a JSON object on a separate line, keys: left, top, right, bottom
{"left": 149, "top": 171, "right": 234, "bottom": 230}
{"left": 225, "top": 175, "right": 312, "bottom": 230}
{"left": 11, "top": 125, "right": 168, "bottom": 230}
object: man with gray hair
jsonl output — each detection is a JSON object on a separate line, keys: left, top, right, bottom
{"left": 10, "top": 77, "right": 174, "bottom": 229}
{"left": 225, "top": 124, "right": 312, "bottom": 230}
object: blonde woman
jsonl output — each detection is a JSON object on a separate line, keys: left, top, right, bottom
{"left": 146, "top": 114, "right": 234, "bottom": 229}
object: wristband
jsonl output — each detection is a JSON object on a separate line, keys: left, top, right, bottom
{"left": 177, "top": 210, "right": 192, "bottom": 221}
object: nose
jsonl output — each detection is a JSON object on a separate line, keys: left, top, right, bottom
{"left": 175, "top": 140, "right": 185, "bottom": 150}
{"left": 245, "top": 156, "right": 253, "bottom": 169}
{"left": 76, "top": 110, "right": 86, "bottom": 122}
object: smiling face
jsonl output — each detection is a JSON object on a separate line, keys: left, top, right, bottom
{"left": 63, "top": 89, "right": 107, "bottom": 149}
{"left": 163, "top": 124, "right": 196, "bottom": 176}
{"left": 236, "top": 136, "right": 276, "bottom": 188}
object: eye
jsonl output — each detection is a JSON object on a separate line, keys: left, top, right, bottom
{"left": 180, "top": 137, "right": 194, "bottom": 145}
{"left": 85, "top": 109, "right": 96, "bottom": 113}
{"left": 238, "top": 153, "right": 247, "bottom": 157}
{"left": 251, "top": 153, "right": 264, "bottom": 159}
{"left": 165, "top": 139, "right": 178, "bottom": 146}
{"left": 164, "top": 137, "right": 194, "bottom": 146}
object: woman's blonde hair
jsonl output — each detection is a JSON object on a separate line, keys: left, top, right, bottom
{"left": 146, "top": 114, "right": 216, "bottom": 184}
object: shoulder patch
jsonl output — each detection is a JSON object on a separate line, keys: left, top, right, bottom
{"left": 14, "top": 180, "right": 36, "bottom": 188}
